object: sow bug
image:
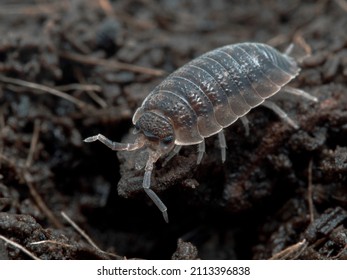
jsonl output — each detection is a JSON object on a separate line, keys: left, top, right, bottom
{"left": 84, "top": 42, "right": 317, "bottom": 222}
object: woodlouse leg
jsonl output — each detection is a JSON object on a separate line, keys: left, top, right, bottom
{"left": 162, "top": 145, "right": 182, "bottom": 166}
{"left": 240, "top": 116, "right": 250, "bottom": 136}
{"left": 283, "top": 86, "right": 318, "bottom": 102}
{"left": 84, "top": 134, "right": 169, "bottom": 221}
{"left": 144, "top": 159, "right": 169, "bottom": 223}
{"left": 261, "top": 100, "right": 299, "bottom": 129}
{"left": 197, "top": 141, "right": 205, "bottom": 164}
{"left": 218, "top": 131, "right": 227, "bottom": 163}
{"left": 284, "top": 43, "right": 294, "bottom": 56}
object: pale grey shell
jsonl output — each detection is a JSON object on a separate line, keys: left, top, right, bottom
{"left": 132, "top": 43, "right": 300, "bottom": 145}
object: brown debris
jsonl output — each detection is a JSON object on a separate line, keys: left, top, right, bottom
{"left": 171, "top": 239, "right": 199, "bottom": 260}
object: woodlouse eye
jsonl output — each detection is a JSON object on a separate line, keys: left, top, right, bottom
{"left": 161, "top": 136, "right": 173, "bottom": 145}
{"left": 133, "top": 126, "right": 140, "bottom": 134}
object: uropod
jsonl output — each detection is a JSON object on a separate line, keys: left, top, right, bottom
{"left": 84, "top": 42, "right": 317, "bottom": 222}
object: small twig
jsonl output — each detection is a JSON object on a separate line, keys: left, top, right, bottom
{"left": 61, "top": 211, "right": 101, "bottom": 250}
{"left": 97, "top": 0, "right": 114, "bottom": 16}
{"left": 269, "top": 239, "right": 307, "bottom": 260}
{"left": 25, "top": 120, "right": 41, "bottom": 168}
{"left": 0, "top": 234, "right": 40, "bottom": 260}
{"left": 0, "top": 2, "right": 64, "bottom": 16}
{"left": 55, "top": 84, "right": 102, "bottom": 92}
{"left": 22, "top": 121, "right": 63, "bottom": 228}
{"left": 0, "top": 127, "right": 63, "bottom": 229}
{"left": 74, "top": 68, "right": 109, "bottom": 109}
{"left": 0, "top": 75, "right": 91, "bottom": 109}
{"left": 86, "top": 91, "right": 108, "bottom": 108}
{"left": 61, "top": 211, "right": 120, "bottom": 258}
{"left": 30, "top": 240, "right": 74, "bottom": 248}
{"left": 0, "top": 153, "right": 16, "bottom": 168}
{"left": 294, "top": 33, "right": 312, "bottom": 56}
{"left": 267, "top": 34, "right": 290, "bottom": 47}
{"left": 0, "top": 112, "right": 5, "bottom": 168}
{"left": 56, "top": 83, "right": 107, "bottom": 108}
{"left": 23, "top": 172, "right": 64, "bottom": 229}
{"left": 334, "top": 244, "right": 347, "bottom": 259}
{"left": 335, "top": 0, "right": 347, "bottom": 12}
{"left": 59, "top": 51, "right": 166, "bottom": 76}
{"left": 61, "top": 32, "right": 91, "bottom": 54}
{"left": 307, "top": 159, "right": 315, "bottom": 223}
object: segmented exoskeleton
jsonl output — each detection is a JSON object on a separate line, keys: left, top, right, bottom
{"left": 85, "top": 42, "right": 317, "bottom": 222}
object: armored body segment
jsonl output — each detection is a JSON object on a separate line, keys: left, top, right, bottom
{"left": 156, "top": 75, "right": 223, "bottom": 137}
{"left": 193, "top": 56, "right": 251, "bottom": 117}
{"left": 173, "top": 66, "right": 238, "bottom": 128}
{"left": 207, "top": 48, "right": 264, "bottom": 108}
{"left": 142, "top": 89, "right": 203, "bottom": 145}
{"left": 136, "top": 43, "right": 301, "bottom": 145}
{"left": 234, "top": 45, "right": 281, "bottom": 98}
{"left": 239, "top": 43, "right": 300, "bottom": 90}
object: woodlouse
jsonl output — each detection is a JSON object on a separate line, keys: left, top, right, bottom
{"left": 85, "top": 42, "right": 317, "bottom": 222}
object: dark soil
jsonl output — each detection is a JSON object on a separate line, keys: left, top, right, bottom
{"left": 0, "top": 0, "right": 346, "bottom": 260}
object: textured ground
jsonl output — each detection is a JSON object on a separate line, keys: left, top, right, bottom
{"left": 0, "top": 0, "right": 346, "bottom": 259}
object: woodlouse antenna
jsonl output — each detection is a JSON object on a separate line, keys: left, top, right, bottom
{"left": 84, "top": 133, "right": 169, "bottom": 222}
{"left": 83, "top": 134, "right": 145, "bottom": 151}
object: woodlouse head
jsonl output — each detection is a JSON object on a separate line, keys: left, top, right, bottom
{"left": 84, "top": 110, "right": 176, "bottom": 174}
{"left": 133, "top": 111, "right": 175, "bottom": 156}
